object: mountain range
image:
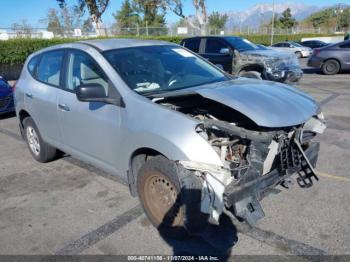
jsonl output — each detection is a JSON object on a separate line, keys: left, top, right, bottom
{"left": 223, "top": 2, "right": 348, "bottom": 29}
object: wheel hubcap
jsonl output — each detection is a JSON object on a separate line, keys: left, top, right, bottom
{"left": 143, "top": 172, "right": 182, "bottom": 226}
{"left": 26, "top": 126, "right": 40, "bottom": 156}
{"left": 326, "top": 63, "right": 335, "bottom": 72}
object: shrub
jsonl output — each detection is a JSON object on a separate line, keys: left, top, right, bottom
{"left": 0, "top": 34, "right": 339, "bottom": 65}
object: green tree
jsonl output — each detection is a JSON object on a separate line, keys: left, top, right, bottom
{"left": 339, "top": 8, "right": 350, "bottom": 30}
{"left": 208, "top": 11, "right": 228, "bottom": 30}
{"left": 46, "top": 9, "right": 64, "bottom": 36}
{"left": 268, "top": 15, "right": 282, "bottom": 29}
{"left": 57, "top": 0, "right": 110, "bottom": 35}
{"left": 82, "top": 18, "right": 94, "bottom": 33}
{"left": 303, "top": 7, "right": 336, "bottom": 29}
{"left": 113, "top": 0, "right": 140, "bottom": 28}
{"left": 132, "top": 0, "right": 166, "bottom": 27}
{"left": 278, "top": 8, "right": 297, "bottom": 29}
{"left": 44, "top": 6, "right": 83, "bottom": 36}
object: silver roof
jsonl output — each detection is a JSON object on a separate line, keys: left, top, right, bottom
{"left": 79, "top": 38, "right": 177, "bottom": 51}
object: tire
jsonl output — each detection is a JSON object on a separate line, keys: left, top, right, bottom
{"left": 239, "top": 70, "right": 262, "bottom": 80}
{"left": 137, "top": 156, "right": 187, "bottom": 238}
{"left": 321, "top": 59, "right": 340, "bottom": 75}
{"left": 295, "top": 51, "right": 302, "bottom": 58}
{"left": 23, "top": 117, "right": 57, "bottom": 163}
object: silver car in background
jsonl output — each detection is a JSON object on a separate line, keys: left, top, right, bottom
{"left": 270, "top": 41, "right": 313, "bottom": 58}
{"left": 15, "top": 39, "right": 326, "bottom": 238}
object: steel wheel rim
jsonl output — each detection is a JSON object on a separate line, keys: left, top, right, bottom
{"left": 26, "top": 126, "right": 40, "bottom": 156}
{"left": 143, "top": 171, "right": 182, "bottom": 226}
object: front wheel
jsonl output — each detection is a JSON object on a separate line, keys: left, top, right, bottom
{"left": 137, "top": 156, "right": 187, "bottom": 238}
{"left": 239, "top": 70, "right": 262, "bottom": 79}
{"left": 23, "top": 117, "right": 57, "bottom": 163}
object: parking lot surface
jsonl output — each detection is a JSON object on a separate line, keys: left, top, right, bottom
{"left": 0, "top": 59, "right": 349, "bottom": 256}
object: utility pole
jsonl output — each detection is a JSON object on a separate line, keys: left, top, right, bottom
{"left": 239, "top": 19, "right": 242, "bottom": 34}
{"left": 270, "top": 0, "right": 275, "bottom": 46}
{"left": 146, "top": 20, "right": 149, "bottom": 37}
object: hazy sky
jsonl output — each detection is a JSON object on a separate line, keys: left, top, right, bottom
{"left": 0, "top": 0, "right": 343, "bottom": 27}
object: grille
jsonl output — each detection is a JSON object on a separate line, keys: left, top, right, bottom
{"left": 0, "top": 96, "right": 11, "bottom": 109}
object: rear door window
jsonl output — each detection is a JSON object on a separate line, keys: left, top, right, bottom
{"left": 36, "top": 51, "right": 64, "bottom": 86}
{"left": 183, "top": 38, "right": 201, "bottom": 53}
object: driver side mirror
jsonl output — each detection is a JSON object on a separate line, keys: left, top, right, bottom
{"left": 76, "top": 83, "right": 107, "bottom": 102}
{"left": 219, "top": 48, "right": 230, "bottom": 55}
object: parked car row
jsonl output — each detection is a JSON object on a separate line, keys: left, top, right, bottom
{"left": 307, "top": 40, "right": 350, "bottom": 75}
{"left": 181, "top": 36, "right": 350, "bottom": 77}
{"left": 14, "top": 39, "right": 326, "bottom": 238}
{"left": 181, "top": 36, "right": 303, "bottom": 83}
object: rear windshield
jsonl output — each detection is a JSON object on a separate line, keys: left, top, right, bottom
{"left": 290, "top": 42, "right": 303, "bottom": 47}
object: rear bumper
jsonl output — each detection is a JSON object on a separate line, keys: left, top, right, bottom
{"left": 224, "top": 142, "right": 320, "bottom": 225}
{"left": 307, "top": 56, "right": 323, "bottom": 68}
{"left": 301, "top": 50, "right": 312, "bottom": 57}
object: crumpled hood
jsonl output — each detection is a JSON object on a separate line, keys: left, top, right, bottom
{"left": 197, "top": 79, "right": 318, "bottom": 127}
{"left": 240, "top": 49, "right": 293, "bottom": 59}
{"left": 167, "top": 78, "right": 318, "bottom": 128}
{"left": 238, "top": 50, "right": 299, "bottom": 68}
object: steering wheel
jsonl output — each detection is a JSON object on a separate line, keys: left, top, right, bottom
{"left": 168, "top": 72, "right": 186, "bottom": 88}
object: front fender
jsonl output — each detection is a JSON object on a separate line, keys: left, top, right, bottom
{"left": 120, "top": 129, "right": 223, "bottom": 176}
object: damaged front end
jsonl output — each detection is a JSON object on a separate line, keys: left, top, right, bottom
{"left": 157, "top": 94, "right": 326, "bottom": 227}
{"left": 235, "top": 50, "right": 303, "bottom": 83}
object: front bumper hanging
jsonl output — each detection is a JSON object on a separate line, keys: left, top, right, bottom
{"left": 224, "top": 141, "right": 320, "bottom": 225}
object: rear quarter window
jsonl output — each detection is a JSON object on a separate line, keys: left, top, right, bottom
{"left": 27, "top": 55, "right": 40, "bottom": 76}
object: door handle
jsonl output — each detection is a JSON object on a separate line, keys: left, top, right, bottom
{"left": 58, "top": 103, "right": 70, "bottom": 111}
{"left": 25, "top": 93, "right": 33, "bottom": 98}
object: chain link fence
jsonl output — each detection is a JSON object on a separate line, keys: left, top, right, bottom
{"left": 0, "top": 25, "right": 343, "bottom": 40}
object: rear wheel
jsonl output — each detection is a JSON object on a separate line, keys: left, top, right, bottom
{"left": 239, "top": 70, "right": 262, "bottom": 79}
{"left": 23, "top": 117, "right": 57, "bottom": 163}
{"left": 137, "top": 156, "right": 187, "bottom": 238}
{"left": 321, "top": 59, "right": 340, "bottom": 75}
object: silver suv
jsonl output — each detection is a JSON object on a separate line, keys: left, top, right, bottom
{"left": 15, "top": 39, "right": 326, "bottom": 237}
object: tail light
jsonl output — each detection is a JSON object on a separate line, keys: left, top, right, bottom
{"left": 313, "top": 48, "right": 321, "bottom": 56}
